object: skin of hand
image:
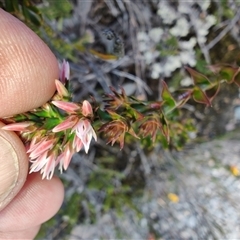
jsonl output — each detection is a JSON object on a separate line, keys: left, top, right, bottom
{"left": 0, "top": 9, "right": 64, "bottom": 239}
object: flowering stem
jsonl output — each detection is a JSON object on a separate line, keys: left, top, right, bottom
{"left": 1, "top": 60, "right": 239, "bottom": 179}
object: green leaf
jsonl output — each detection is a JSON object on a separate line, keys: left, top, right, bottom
{"left": 161, "top": 81, "right": 176, "bottom": 113}
{"left": 125, "top": 106, "right": 143, "bottom": 121}
{"left": 43, "top": 118, "right": 61, "bottom": 130}
{"left": 5, "top": 0, "right": 19, "bottom": 12}
{"left": 14, "top": 112, "right": 41, "bottom": 122}
{"left": 218, "top": 65, "right": 240, "bottom": 84}
{"left": 186, "top": 67, "right": 211, "bottom": 89}
{"left": 22, "top": 5, "right": 42, "bottom": 27}
{"left": 193, "top": 86, "right": 211, "bottom": 106}
{"left": 39, "top": 0, "right": 72, "bottom": 19}
{"left": 160, "top": 112, "right": 170, "bottom": 143}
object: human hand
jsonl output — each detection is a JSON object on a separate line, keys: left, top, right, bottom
{"left": 0, "top": 9, "right": 64, "bottom": 239}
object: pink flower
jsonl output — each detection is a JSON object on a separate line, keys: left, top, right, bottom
{"left": 55, "top": 79, "right": 69, "bottom": 98}
{"left": 41, "top": 153, "right": 57, "bottom": 180}
{"left": 28, "top": 137, "right": 55, "bottom": 159}
{"left": 72, "top": 134, "right": 84, "bottom": 152}
{"left": 29, "top": 151, "right": 48, "bottom": 173}
{"left": 52, "top": 115, "right": 78, "bottom": 132}
{"left": 1, "top": 122, "right": 33, "bottom": 131}
{"left": 82, "top": 100, "right": 93, "bottom": 117}
{"left": 56, "top": 144, "right": 75, "bottom": 172}
{"left": 29, "top": 150, "right": 57, "bottom": 180}
{"left": 52, "top": 100, "right": 97, "bottom": 153}
{"left": 59, "top": 59, "right": 70, "bottom": 83}
{"left": 52, "top": 100, "right": 80, "bottom": 113}
{"left": 28, "top": 137, "right": 59, "bottom": 179}
{"left": 72, "top": 119, "right": 97, "bottom": 153}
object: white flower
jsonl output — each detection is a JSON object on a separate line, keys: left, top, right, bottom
{"left": 179, "top": 38, "right": 197, "bottom": 50}
{"left": 157, "top": 2, "right": 177, "bottom": 24}
{"left": 179, "top": 51, "right": 196, "bottom": 66}
{"left": 170, "top": 17, "right": 189, "bottom": 37}
{"left": 149, "top": 28, "right": 163, "bottom": 43}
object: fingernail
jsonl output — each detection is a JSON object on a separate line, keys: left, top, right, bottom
{"left": 0, "top": 136, "right": 19, "bottom": 203}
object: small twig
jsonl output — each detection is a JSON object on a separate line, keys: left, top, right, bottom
{"left": 112, "top": 69, "right": 152, "bottom": 94}
{"left": 115, "top": 0, "right": 129, "bottom": 31}
{"left": 84, "top": 55, "right": 111, "bottom": 93}
{"left": 124, "top": 1, "right": 145, "bottom": 93}
{"left": 76, "top": 56, "right": 131, "bottom": 82}
{"left": 102, "top": 56, "right": 132, "bottom": 72}
{"left": 206, "top": 9, "right": 240, "bottom": 51}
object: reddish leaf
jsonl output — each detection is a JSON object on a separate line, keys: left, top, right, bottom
{"left": 233, "top": 70, "right": 240, "bottom": 87}
{"left": 205, "top": 83, "right": 220, "bottom": 103}
{"left": 193, "top": 87, "right": 211, "bottom": 106}
{"left": 186, "top": 67, "right": 211, "bottom": 89}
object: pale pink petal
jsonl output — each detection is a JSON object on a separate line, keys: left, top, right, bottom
{"left": 29, "top": 151, "right": 48, "bottom": 173}
{"left": 63, "top": 145, "right": 74, "bottom": 170}
{"left": 52, "top": 101, "right": 80, "bottom": 113}
{"left": 75, "top": 119, "right": 90, "bottom": 138}
{"left": 73, "top": 134, "right": 83, "bottom": 152}
{"left": 81, "top": 134, "right": 91, "bottom": 153}
{"left": 1, "top": 122, "right": 32, "bottom": 131}
{"left": 56, "top": 152, "right": 64, "bottom": 173}
{"left": 55, "top": 79, "right": 69, "bottom": 97}
{"left": 56, "top": 144, "right": 74, "bottom": 172}
{"left": 75, "top": 120, "right": 97, "bottom": 153}
{"left": 52, "top": 116, "right": 78, "bottom": 132}
{"left": 29, "top": 138, "right": 55, "bottom": 159}
{"left": 41, "top": 154, "right": 56, "bottom": 180}
{"left": 82, "top": 100, "right": 93, "bottom": 116}
{"left": 27, "top": 137, "right": 42, "bottom": 154}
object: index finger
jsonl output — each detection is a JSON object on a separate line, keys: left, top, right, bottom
{"left": 0, "top": 9, "right": 59, "bottom": 117}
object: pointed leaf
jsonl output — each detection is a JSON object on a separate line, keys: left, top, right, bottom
{"left": 43, "top": 118, "right": 62, "bottom": 130}
{"left": 12, "top": 114, "right": 29, "bottom": 122}
{"left": 160, "top": 112, "right": 170, "bottom": 143}
{"left": 125, "top": 106, "right": 143, "bottom": 121}
{"left": 218, "top": 65, "right": 240, "bottom": 84}
{"left": 233, "top": 70, "right": 240, "bottom": 87}
{"left": 186, "top": 67, "right": 211, "bottom": 89}
{"left": 106, "top": 109, "right": 126, "bottom": 122}
{"left": 193, "top": 87, "right": 211, "bottom": 106}
{"left": 161, "top": 81, "right": 176, "bottom": 113}
{"left": 5, "top": 0, "right": 19, "bottom": 12}
{"left": 205, "top": 83, "right": 220, "bottom": 103}
{"left": 32, "top": 103, "right": 58, "bottom": 118}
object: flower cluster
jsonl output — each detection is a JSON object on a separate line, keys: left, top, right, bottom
{"left": 1, "top": 60, "right": 97, "bottom": 179}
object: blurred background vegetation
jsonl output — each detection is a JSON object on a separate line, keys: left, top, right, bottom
{"left": 2, "top": 0, "right": 240, "bottom": 239}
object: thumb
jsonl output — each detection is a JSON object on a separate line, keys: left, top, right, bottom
{"left": 0, "top": 9, "right": 59, "bottom": 210}
{"left": 0, "top": 122, "right": 28, "bottom": 210}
